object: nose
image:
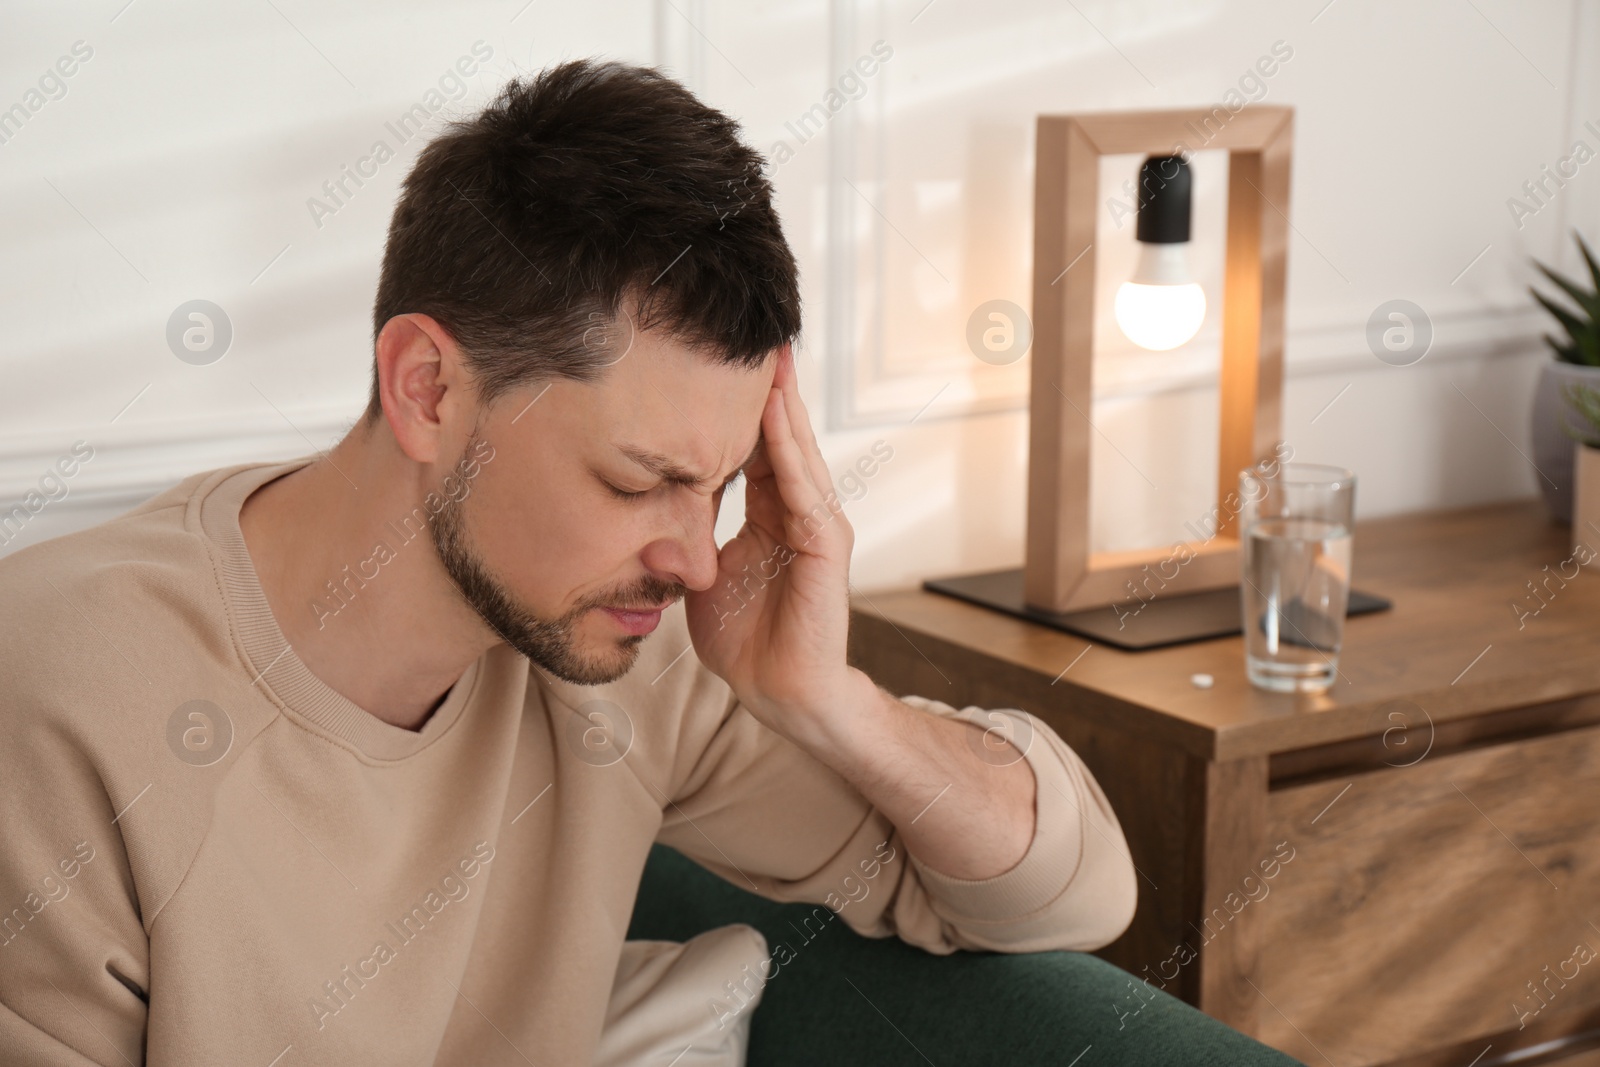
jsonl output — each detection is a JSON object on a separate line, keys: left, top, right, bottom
{"left": 641, "top": 491, "right": 722, "bottom": 593}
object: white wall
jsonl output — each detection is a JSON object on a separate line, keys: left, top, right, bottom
{"left": 2, "top": 0, "right": 1593, "bottom": 589}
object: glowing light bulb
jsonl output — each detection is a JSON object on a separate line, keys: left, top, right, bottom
{"left": 1114, "top": 242, "right": 1206, "bottom": 351}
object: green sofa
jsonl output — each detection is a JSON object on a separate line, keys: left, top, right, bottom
{"left": 628, "top": 844, "right": 1304, "bottom": 1065}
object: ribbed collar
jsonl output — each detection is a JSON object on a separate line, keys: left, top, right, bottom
{"left": 197, "top": 454, "right": 482, "bottom": 761}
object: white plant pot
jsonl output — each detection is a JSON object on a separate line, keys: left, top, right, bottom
{"left": 1575, "top": 443, "right": 1600, "bottom": 565}
{"left": 1532, "top": 361, "right": 1600, "bottom": 522}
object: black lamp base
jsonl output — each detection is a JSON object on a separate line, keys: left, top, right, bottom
{"left": 921, "top": 568, "right": 1392, "bottom": 652}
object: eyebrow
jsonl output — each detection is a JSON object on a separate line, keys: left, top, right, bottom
{"left": 617, "top": 437, "right": 763, "bottom": 490}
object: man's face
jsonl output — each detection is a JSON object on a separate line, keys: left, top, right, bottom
{"left": 430, "top": 320, "right": 775, "bottom": 685}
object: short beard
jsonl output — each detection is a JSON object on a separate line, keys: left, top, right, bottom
{"left": 428, "top": 440, "right": 684, "bottom": 685}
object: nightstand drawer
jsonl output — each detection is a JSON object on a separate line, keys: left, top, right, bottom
{"left": 1257, "top": 723, "right": 1600, "bottom": 1065}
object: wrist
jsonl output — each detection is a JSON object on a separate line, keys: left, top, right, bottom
{"left": 770, "top": 667, "right": 903, "bottom": 763}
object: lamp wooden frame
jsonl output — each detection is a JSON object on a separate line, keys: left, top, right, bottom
{"left": 1024, "top": 106, "right": 1293, "bottom": 614}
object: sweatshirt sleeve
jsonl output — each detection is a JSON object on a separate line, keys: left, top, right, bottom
{"left": 0, "top": 713, "right": 149, "bottom": 1065}
{"left": 653, "top": 688, "right": 1138, "bottom": 956}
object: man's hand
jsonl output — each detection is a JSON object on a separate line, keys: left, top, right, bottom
{"left": 684, "top": 342, "right": 859, "bottom": 748}
{"left": 683, "top": 344, "right": 1037, "bottom": 882}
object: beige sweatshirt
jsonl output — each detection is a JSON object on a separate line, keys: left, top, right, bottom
{"left": 0, "top": 455, "right": 1137, "bottom": 1065}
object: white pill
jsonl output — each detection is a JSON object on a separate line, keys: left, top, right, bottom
{"left": 1190, "top": 673, "right": 1214, "bottom": 689}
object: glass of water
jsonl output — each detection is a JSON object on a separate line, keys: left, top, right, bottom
{"left": 1239, "top": 463, "right": 1355, "bottom": 693}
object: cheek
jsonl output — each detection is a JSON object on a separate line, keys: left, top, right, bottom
{"left": 468, "top": 467, "right": 629, "bottom": 613}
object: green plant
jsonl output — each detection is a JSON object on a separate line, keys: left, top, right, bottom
{"left": 1531, "top": 230, "right": 1600, "bottom": 366}
{"left": 1561, "top": 382, "right": 1600, "bottom": 447}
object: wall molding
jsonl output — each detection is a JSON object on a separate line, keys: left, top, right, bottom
{"left": 0, "top": 404, "right": 360, "bottom": 512}
{"left": 0, "top": 298, "right": 1546, "bottom": 511}
{"left": 824, "top": 303, "right": 1549, "bottom": 430}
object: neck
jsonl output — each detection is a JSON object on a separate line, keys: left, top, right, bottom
{"left": 238, "top": 424, "right": 498, "bottom": 731}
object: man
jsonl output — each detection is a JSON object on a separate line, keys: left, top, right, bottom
{"left": 0, "top": 59, "right": 1136, "bottom": 1064}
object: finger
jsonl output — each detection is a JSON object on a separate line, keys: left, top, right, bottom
{"left": 763, "top": 382, "right": 817, "bottom": 498}
{"left": 740, "top": 442, "right": 789, "bottom": 543}
{"left": 742, "top": 428, "right": 775, "bottom": 485}
{"left": 777, "top": 346, "right": 830, "bottom": 492}
{"left": 775, "top": 346, "right": 836, "bottom": 506}
{"left": 760, "top": 383, "right": 836, "bottom": 552}
{"left": 739, "top": 460, "right": 788, "bottom": 551}
{"left": 742, "top": 482, "right": 791, "bottom": 546}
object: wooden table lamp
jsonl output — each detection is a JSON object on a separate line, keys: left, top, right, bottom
{"left": 927, "top": 106, "right": 1320, "bottom": 648}
{"left": 1026, "top": 105, "right": 1293, "bottom": 614}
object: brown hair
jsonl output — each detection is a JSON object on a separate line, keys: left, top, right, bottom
{"left": 366, "top": 58, "right": 801, "bottom": 425}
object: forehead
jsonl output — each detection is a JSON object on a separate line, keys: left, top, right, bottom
{"left": 572, "top": 323, "right": 775, "bottom": 473}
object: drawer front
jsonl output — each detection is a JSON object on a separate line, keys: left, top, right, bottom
{"left": 1256, "top": 723, "right": 1600, "bottom": 1065}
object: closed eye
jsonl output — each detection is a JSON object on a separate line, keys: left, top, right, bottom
{"left": 601, "top": 479, "right": 652, "bottom": 501}
{"left": 600, "top": 468, "right": 745, "bottom": 501}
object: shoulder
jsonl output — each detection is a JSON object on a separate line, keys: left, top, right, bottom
{"left": 0, "top": 466, "right": 293, "bottom": 930}
{"left": 0, "top": 466, "right": 251, "bottom": 763}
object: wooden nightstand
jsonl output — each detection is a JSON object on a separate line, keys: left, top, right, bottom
{"left": 848, "top": 500, "right": 1600, "bottom": 1067}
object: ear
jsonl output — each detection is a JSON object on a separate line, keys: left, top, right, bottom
{"left": 374, "top": 313, "right": 472, "bottom": 464}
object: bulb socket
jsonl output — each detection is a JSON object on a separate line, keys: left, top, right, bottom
{"left": 1135, "top": 154, "right": 1192, "bottom": 245}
